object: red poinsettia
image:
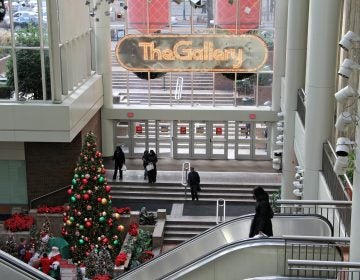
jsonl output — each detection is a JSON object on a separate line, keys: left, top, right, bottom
{"left": 92, "top": 275, "right": 111, "bottom": 280}
{"left": 4, "top": 213, "right": 35, "bottom": 232}
{"left": 128, "top": 223, "right": 138, "bottom": 236}
{"left": 114, "top": 207, "right": 131, "bottom": 215}
{"left": 139, "top": 250, "right": 154, "bottom": 263}
{"left": 115, "top": 252, "right": 128, "bottom": 266}
{"left": 37, "top": 205, "right": 65, "bottom": 214}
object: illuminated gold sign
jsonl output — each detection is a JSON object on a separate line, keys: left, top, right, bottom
{"left": 115, "top": 34, "right": 268, "bottom": 72}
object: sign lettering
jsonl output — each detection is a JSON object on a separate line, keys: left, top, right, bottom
{"left": 115, "top": 34, "right": 268, "bottom": 72}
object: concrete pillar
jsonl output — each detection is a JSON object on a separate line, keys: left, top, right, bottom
{"left": 270, "top": 0, "right": 288, "bottom": 154}
{"left": 281, "top": 0, "right": 309, "bottom": 199}
{"left": 302, "top": 0, "right": 341, "bottom": 200}
{"left": 93, "top": 1, "right": 115, "bottom": 156}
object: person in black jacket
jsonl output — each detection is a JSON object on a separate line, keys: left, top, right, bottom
{"left": 112, "top": 146, "right": 125, "bottom": 180}
{"left": 249, "top": 186, "right": 274, "bottom": 237}
{"left": 146, "top": 150, "right": 158, "bottom": 183}
{"left": 187, "top": 167, "right": 201, "bottom": 201}
{"left": 142, "top": 150, "right": 149, "bottom": 180}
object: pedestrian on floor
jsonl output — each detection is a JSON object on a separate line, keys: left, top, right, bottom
{"left": 112, "top": 146, "right": 125, "bottom": 180}
{"left": 249, "top": 186, "right": 274, "bottom": 238}
{"left": 142, "top": 150, "right": 149, "bottom": 180}
{"left": 18, "top": 238, "right": 27, "bottom": 262}
{"left": 188, "top": 167, "right": 201, "bottom": 201}
{"left": 146, "top": 150, "right": 158, "bottom": 183}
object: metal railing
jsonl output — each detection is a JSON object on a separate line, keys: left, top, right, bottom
{"left": 323, "top": 140, "right": 352, "bottom": 201}
{"left": 297, "top": 88, "right": 306, "bottom": 127}
{"left": 29, "top": 185, "right": 71, "bottom": 209}
{"left": 288, "top": 260, "right": 360, "bottom": 279}
{"left": 283, "top": 236, "right": 350, "bottom": 278}
{"left": 175, "top": 77, "right": 183, "bottom": 100}
{"left": 277, "top": 200, "right": 352, "bottom": 237}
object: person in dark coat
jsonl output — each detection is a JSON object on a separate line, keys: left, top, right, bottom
{"left": 142, "top": 150, "right": 149, "bottom": 180}
{"left": 146, "top": 150, "right": 158, "bottom": 183}
{"left": 249, "top": 186, "right": 274, "bottom": 237}
{"left": 112, "top": 146, "right": 125, "bottom": 180}
{"left": 187, "top": 167, "right": 201, "bottom": 201}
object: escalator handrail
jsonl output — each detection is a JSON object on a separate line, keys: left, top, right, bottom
{"left": 117, "top": 214, "right": 334, "bottom": 279}
{"left": 0, "top": 250, "right": 54, "bottom": 280}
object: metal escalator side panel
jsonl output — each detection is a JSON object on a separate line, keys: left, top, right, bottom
{"left": 116, "top": 215, "right": 333, "bottom": 280}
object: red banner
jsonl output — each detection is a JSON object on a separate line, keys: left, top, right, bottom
{"left": 216, "top": 127, "right": 223, "bottom": 135}
{"left": 136, "top": 125, "right": 143, "bottom": 134}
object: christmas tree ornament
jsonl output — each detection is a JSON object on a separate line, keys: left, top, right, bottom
{"left": 82, "top": 178, "right": 88, "bottom": 185}
{"left": 79, "top": 239, "right": 85, "bottom": 245}
{"left": 105, "top": 186, "right": 111, "bottom": 192}
{"left": 70, "top": 196, "right": 76, "bottom": 202}
{"left": 67, "top": 188, "right": 73, "bottom": 195}
{"left": 79, "top": 225, "right": 84, "bottom": 230}
{"left": 86, "top": 205, "right": 92, "bottom": 211}
{"left": 117, "top": 225, "right": 125, "bottom": 232}
{"left": 99, "top": 216, "right": 105, "bottom": 223}
{"left": 72, "top": 179, "right": 77, "bottom": 185}
{"left": 101, "top": 198, "right": 108, "bottom": 205}
{"left": 85, "top": 221, "right": 92, "bottom": 228}
{"left": 85, "top": 173, "right": 90, "bottom": 179}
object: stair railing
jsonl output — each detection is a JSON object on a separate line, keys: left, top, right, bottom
{"left": 182, "top": 162, "right": 191, "bottom": 198}
{"left": 216, "top": 198, "right": 226, "bottom": 224}
{"left": 175, "top": 77, "right": 183, "bottom": 100}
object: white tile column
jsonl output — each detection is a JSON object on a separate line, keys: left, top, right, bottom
{"left": 270, "top": 0, "right": 288, "bottom": 154}
{"left": 281, "top": 0, "right": 309, "bottom": 199}
{"left": 302, "top": 0, "right": 341, "bottom": 199}
{"left": 94, "top": 1, "right": 115, "bottom": 156}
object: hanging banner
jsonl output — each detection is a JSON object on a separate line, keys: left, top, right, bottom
{"left": 216, "top": 127, "right": 223, "bottom": 135}
{"left": 179, "top": 127, "right": 187, "bottom": 134}
{"left": 115, "top": 34, "right": 268, "bottom": 72}
{"left": 135, "top": 125, "right": 143, "bottom": 134}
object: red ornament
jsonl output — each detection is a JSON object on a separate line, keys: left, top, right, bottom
{"left": 65, "top": 205, "right": 70, "bottom": 211}
{"left": 117, "top": 225, "right": 125, "bottom": 232}
{"left": 102, "top": 168, "right": 106, "bottom": 174}
{"left": 76, "top": 194, "right": 81, "bottom": 200}
{"left": 86, "top": 205, "right": 92, "bottom": 211}
{"left": 85, "top": 221, "right": 92, "bottom": 228}
{"left": 83, "top": 194, "right": 90, "bottom": 200}
{"left": 67, "top": 189, "right": 73, "bottom": 195}
{"left": 82, "top": 179, "right": 88, "bottom": 185}
{"left": 103, "top": 237, "right": 109, "bottom": 243}
{"left": 105, "top": 186, "right": 111, "bottom": 192}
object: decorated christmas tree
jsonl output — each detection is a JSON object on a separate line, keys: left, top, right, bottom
{"left": 62, "top": 132, "right": 123, "bottom": 265}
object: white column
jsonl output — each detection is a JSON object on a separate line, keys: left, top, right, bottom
{"left": 94, "top": 2, "right": 115, "bottom": 156}
{"left": 302, "top": 0, "right": 341, "bottom": 199}
{"left": 281, "top": 0, "right": 309, "bottom": 199}
{"left": 270, "top": 0, "right": 288, "bottom": 154}
{"left": 350, "top": 149, "right": 360, "bottom": 261}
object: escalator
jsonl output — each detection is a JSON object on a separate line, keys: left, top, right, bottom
{"left": 0, "top": 250, "right": 53, "bottom": 280}
{"left": 117, "top": 214, "right": 334, "bottom": 280}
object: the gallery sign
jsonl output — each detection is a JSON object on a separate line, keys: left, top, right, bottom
{"left": 115, "top": 34, "right": 268, "bottom": 72}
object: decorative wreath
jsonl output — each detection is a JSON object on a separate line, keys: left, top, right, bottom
{"left": 0, "top": 0, "right": 6, "bottom": 22}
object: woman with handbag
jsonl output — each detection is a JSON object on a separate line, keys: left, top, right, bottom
{"left": 146, "top": 150, "right": 158, "bottom": 183}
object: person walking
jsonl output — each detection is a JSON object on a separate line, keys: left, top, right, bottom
{"left": 249, "top": 186, "right": 274, "bottom": 238}
{"left": 146, "top": 150, "right": 158, "bottom": 183}
{"left": 188, "top": 167, "right": 201, "bottom": 201}
{"left": 112, "top": 146, "right": 125, "bottom": 180}
{"left": 142, "top": 150, "right": 149, "bottom": 180}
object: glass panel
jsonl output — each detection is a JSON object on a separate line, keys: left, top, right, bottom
{"left": 176, "top": 142, "right": 189, "bottom": 155}
{"left": 0, "top": 33, "right": 12, "bottom": 99}
{"left": 14, "top": 15, "right": 40, "bottom": 46}
{"left": 258, "top": 72, "right": 272, "bottom": 106}
{"left": 170, "top": 0, "right": 191, "bottom": 34}
{"left": 255, "top": 123, "right": 267, "bottom": 140}
{"left": 115, "top": 121, "right": 130, "bottom": 139}
{"left": 237, "top": 142, "right": 250, "bottom": 156}
{"left": 158, "top": 140, "right": 171, "bottom": 154}
{"left": 133, "top": 141, "right": 146, "bottom": 154}
{"left": 228, "top": 142, "right": 235, "bottom": 159}
{"left": 158, "top": 121, "right": 171, "bottom": 139}
{"left": 212, "top": 142, "right": 225, "bottom": 155}
{"left": 193, "top": 141, "right": 206, "bottom": 155}
{"left": 193, "top": 122, "right": 207, "bottom": 140}
{"left": 119, "top": 143, "right": 130, "bottom": 154}
{"left": 235, "top": 73, "right": 256, "bottom": 106}
{"left": 254, "top": 141, "right": 267, "bottom": 156}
